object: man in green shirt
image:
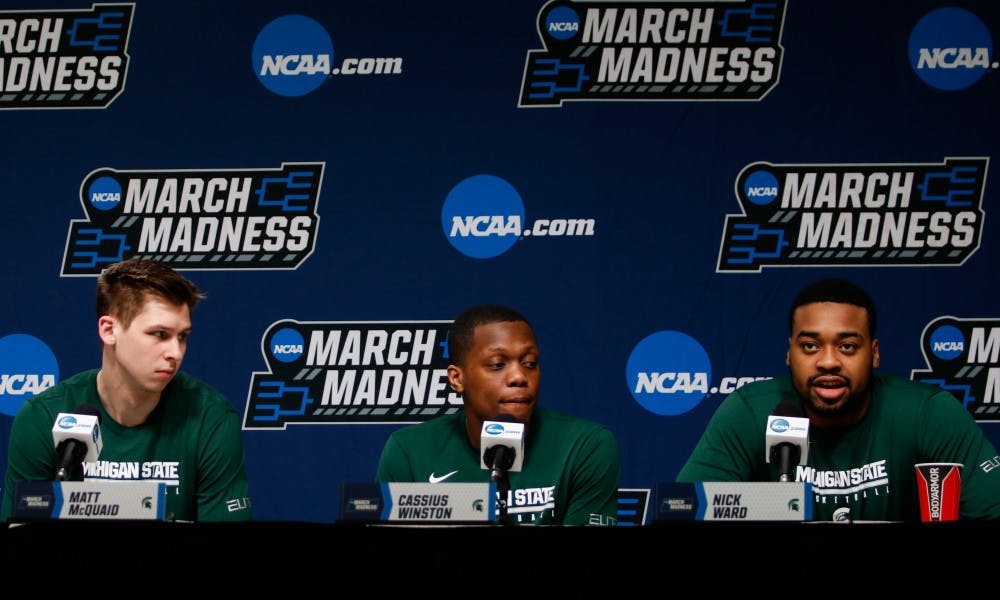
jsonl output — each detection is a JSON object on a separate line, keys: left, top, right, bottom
{"left": 1, "top": 258, "right": 251, "bottom": 522}
{"left": 376, "top": 304, "right": 620, "bottom": 525}
{"left": 677, "top": 277, "right": 1000, "bottom": 522}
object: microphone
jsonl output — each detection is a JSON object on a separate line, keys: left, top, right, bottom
{"left": 480, "top": 414, "right": 525, "bottom": 476}
{"left": 52, "top": 404, "right": 103, "bottom": 482}
{"left": 765, "top": 401, "right": 809, "bottom": 482}
{"left": 480, "top": 414, "right": 525, "bottom": 524}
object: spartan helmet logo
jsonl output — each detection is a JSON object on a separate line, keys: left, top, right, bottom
{"left": 473, "top": 499, "right": 484, "bottom": 512}
{"left": 142, "top": 496, "right": 153, "bottom": 509}
{"left": 787, "top": 499, "right": 800, "bottom": 512}
{"left": 833, "top": 507, "right": 852, "bottom": 522}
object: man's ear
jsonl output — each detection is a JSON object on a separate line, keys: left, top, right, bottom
{"left": 447, "top": 364, "right": 464, "bottom": 394}
{"left": 871, "top": 338, "right": 880, "bottom": 368}
{"left": 98, "top": 315, "right": 116, "bottom": 345}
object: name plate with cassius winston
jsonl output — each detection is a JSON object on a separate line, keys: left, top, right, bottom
{"left": 340, "top": 482, "right": 496, "bottom": 523}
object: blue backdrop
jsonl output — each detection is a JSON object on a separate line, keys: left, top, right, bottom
{"left": 0, "top": 0, "right": 997, "bottom": 522}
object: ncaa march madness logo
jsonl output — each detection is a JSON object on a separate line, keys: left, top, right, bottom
{"left": 519, "top": 0, "right": 785, "bottom": 107}
{"left": 912, "top": 317, "right": 1000, "bottom": 422}
{"left": 244, "top": 320, "right": 461, "bottom": 430}
{"left": 0, "top": 3, "right": 133, "bottom": 109}
{"left": 61, "top": 163, "right": 323, "bottom": 276}
{"left": 716, "top": 157, "right": 987, "bottom": 272}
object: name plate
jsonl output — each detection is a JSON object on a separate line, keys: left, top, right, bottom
{"left": 656, "top": 482, "right": 813, "bottom": 521}
{"left": 12, "top": 480, "right": 169, "bottom": 521}
{"left": 341, "top": 482, "right": 496, "bottom": 523}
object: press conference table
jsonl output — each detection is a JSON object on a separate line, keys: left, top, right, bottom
{"left": 0, "top": 519, "right": 985, "bottom": 591}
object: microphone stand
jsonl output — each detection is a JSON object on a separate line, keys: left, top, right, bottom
{"left": 492, "top": 467, "right": 511, "bottom": 525}
{"left": 485, "top": 444, "right": 516, "bottom": 525}
{"left": 773, "top": 442, "right": 801, "bottom": 483}
{"left": 54, "top": 439, "right": 88, "bottom": 482}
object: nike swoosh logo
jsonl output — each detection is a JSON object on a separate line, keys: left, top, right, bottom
{"left": 429, "top": 470, "right": 459, "bottom": 483}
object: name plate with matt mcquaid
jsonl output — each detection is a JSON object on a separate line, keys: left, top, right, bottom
{"left": 656, "top": 482, "right": 813, "bottom": 522}
{"left": 341, "top": 482, "right": 496, "bottom": 524}
{"left": 11, "top": 480, "right": 169, "bottom": 522}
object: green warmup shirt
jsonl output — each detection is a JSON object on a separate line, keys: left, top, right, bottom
{"left": 376, "top": 407, "right": 621, "bottom": 525}
{"left": 1, "top": 369, "right": 252, "bottom": 522}
{"left": 676, "top": 373, "right": 1000, "bottom": 522}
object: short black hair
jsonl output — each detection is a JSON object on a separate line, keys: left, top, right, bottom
{"left": 788, "top": 278, "right": 877, "bottom": 337}
{"left": 448, "top": 305, "right": 531, "bottom": 366}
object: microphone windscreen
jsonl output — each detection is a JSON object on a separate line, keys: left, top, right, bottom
{"left": 765, "top": 401, "right": 810, "bottom": 465}
{"left": 52, "top": 405, "right": 104, "bottom": 463}
{"left": 480, "top": 415, "right": 526, "bottom": 472}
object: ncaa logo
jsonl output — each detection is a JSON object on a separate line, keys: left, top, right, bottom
{"left": 58, "top": 415, "right": 79, "bottom": 429}
{"left": 909, "top": 7, "right": 994, "bottom": 91}
{"left": 269, "top": 327, "right": 305, "bottom": 363}
{"left": 769, "top": 418, "right": 791, "bottom": 433}
{"left": 929, "top": 325, "right": 964, "bottom": 360}
{"left": 0, "top": 333, "right": 58, "bottom": 417}
{"left": 88, "top": 176, "right": 122, "bottom": 212}
{"left": 485, "top": 423, "right": 506, "bottom": 435}
{"left": 626, "top": 331, "right": 712, "bottom": 416}
{"left": 545, "top": 6, "right": 580, "bottom": 41}
{"left": 744, "top": 170, "right": 779, "bottom": 206}
{"left": 441, "top": 174, "right": 525, "bottom": 259}
{"left": 253, "top": 14, "right": 334, "bottom": 97}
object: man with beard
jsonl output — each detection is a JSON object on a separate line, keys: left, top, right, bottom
{"left": 676, "top": 278, "right": 1000, "bottom": 521}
